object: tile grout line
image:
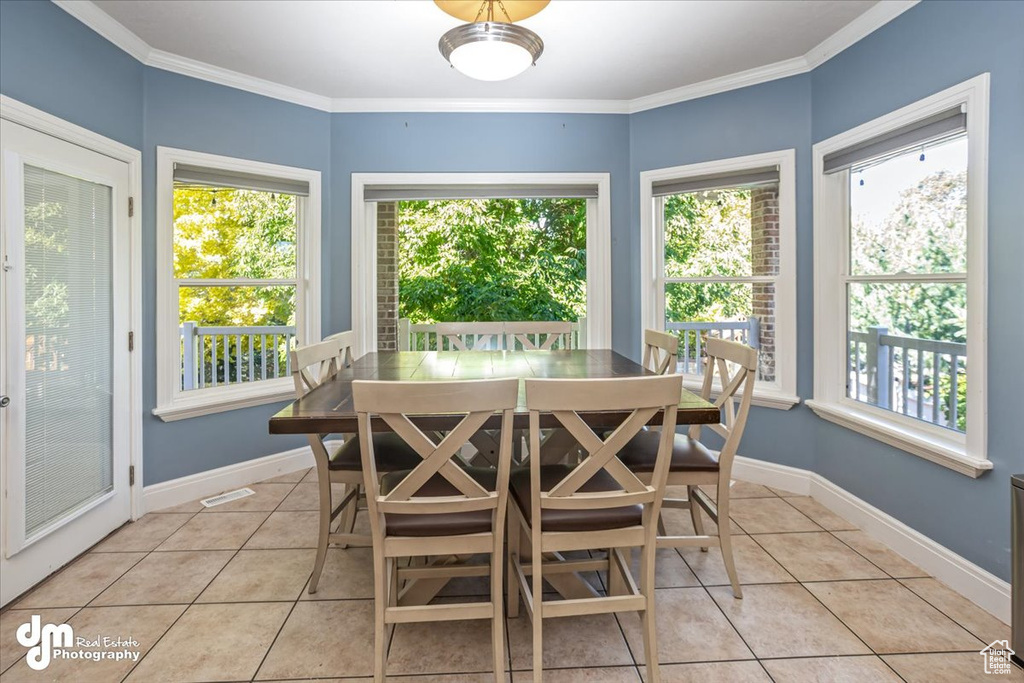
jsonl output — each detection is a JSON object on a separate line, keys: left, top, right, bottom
{"left": 118, "top": 475, "right": 306, "bottom": 683}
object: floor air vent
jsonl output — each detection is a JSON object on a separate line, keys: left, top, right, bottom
{"left": 201, "top": 488, "right": 255, "bottom": 508}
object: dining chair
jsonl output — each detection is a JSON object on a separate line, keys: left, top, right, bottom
{"left": 435, "top": 321, "right": 506, "bottom": 350}
{"left": 353, "top": 378, "right": 519, "bottom": 683}
{"left": 508, "top": 374, "right": 683, "bottom": 682}
{"left": 616, "top": 337, "right": 757, "bottom": 599}
{"left": 642, "top": 329, "right": 680, "bottom": 375}
{"left": 504, "top": 321, "right": 575, "bottom": 350}
{"left": 290, "top": 332, "right": 423, "bottom": 594}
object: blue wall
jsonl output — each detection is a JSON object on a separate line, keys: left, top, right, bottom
{"left": 0, "top": 0, "right": 142, "bottom": 148}
{"left": 140, "top": 69, "right": 333, "bottom": 483}
{"left": 2, "top": 0, "right": 1020, "bottom": 579}
{"left": 809, "top": 0, "right": 1024, "bottom": 582}
{"left": 328, "top": 113, "right": 631, "bottom": 349}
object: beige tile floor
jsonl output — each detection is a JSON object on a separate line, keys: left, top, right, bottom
{"left": 0, "top": 472, "right": 1019, "bottom": 683}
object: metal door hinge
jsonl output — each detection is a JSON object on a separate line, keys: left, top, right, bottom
{"left": 128, "top": 196, "right": 134, "bottom": 218}
{"left": 128, "top": 331, "right": 134, "bottom": 352}
{"left": 129, "top": 465, "right": 135, "bottom": 486}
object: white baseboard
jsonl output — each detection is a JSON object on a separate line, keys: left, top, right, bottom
{"left": 733, "top": 455, "right": 1012, "bottom": 625}
{"left": 142, "top": 441, "right": 339, "bottom": 513}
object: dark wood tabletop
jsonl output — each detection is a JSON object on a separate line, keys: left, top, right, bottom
{"left": 269, "top": 350, "right": 721, "bottom": 434}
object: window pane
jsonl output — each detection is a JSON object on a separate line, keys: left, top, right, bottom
{"left": 847, "top": 281, "right": 967, "bottom": 432}
{"left": 850, "top": 136, "right": 967, "bottom": 276}
{"left": 663, "top": 185, "right": 780, "bottom": 279}
{"left": 173, "top": 186, "right": 296, "bottom": 279}
{"left": 178, "top": 285, "right": 296, "bottom": 391}
{"left": 665, "top": 282, "right": 774, "bottom": 381}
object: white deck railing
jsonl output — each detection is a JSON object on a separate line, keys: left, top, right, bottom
{"left": 848, "top": 326, "right": 967, "bottom": 431}
{"left": 666, "top": 318, "right": 760, "bottom": 375}
{"left": 180, "top": 322, "right": 296, "bottom": 390}
{"left": 398, "top": 318, "right": 586, "bottom": 351}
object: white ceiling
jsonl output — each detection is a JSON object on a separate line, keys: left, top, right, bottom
{"left": 87, "top": 0, "right": 888, "bottom": 107}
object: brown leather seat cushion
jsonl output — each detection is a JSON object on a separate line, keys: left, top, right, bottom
{"left": 616, "top": 430, "right": 720, "bottom": 473}
{"left": 379, "top": 467, "right": 497, "bottom": 537}
{"left": 329, "top": 433, "right": 423, "bottom": 472}
{"left": 510, "top": 465, "right": 642, "bottom": 532}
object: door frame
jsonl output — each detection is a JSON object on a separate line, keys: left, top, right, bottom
{"left": 1, "top": 95, "right": 144, "bottom": 521}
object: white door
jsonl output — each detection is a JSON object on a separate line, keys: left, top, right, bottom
{"left": 0, "top": 120, "right": 132, "bottom": 606}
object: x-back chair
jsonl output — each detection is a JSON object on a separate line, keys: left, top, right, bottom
{"left": 642, "top": 329, "right": 680, "bottom": 375}
{"left": 290, "top": 331, "right": 422, "bottom": 594}
{"left": 617, "top": 336, "right": 757, "bottom": 599}
{"left": 353, "top": 378, "right": 519, "bottom": 683}
{"left": 435, "top": 322, "right": 506, "bottom": 351}
{"left": 508, "top": 374, "right": 683, "bottom": 683}
{"left": 504, "top": 321, "right": 575, "bottom": 350}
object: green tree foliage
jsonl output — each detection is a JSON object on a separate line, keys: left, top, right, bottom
{"left": 397, "top": 198, "right": 587, "bottom": 323}
{"left": 173, "top": 187, "right": 297, "bottom": 326}
{"left": 663, "top": 189, "right": 753, "bottom": 323}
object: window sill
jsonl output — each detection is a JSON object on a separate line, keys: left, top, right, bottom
{"left": 681, "top": 378, "right": 800, "bottom": 411}
{"left": 805, "top": 399, "right": 991, "bottom": 478}
{"left": 153, "top": 378, "right": 295, "bottom": 422}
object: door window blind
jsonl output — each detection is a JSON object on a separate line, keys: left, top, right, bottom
{"left": 23, "top": 165, "right": 114, "bottom": 537}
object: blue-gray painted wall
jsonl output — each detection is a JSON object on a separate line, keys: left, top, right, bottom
{"left": 1, "top": 0, "right": 1021, "bottom": 579}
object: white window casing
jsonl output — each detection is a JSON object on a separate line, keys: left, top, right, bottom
{"left": 350, "top": 172, "right": 612, "bottom": 358}
{"left": 154, "top": 147, "right": 321, "bottom": 421}
{"left": 808, "top": 73, "right": 990, "bottom": 478}
{"left": 640, "top": 149, "right": 799, "bottom": 410}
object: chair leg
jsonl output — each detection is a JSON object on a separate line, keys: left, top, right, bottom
{"left": 373, "top": 551, "right": 389, "bottom": 683}
{"left": 507, "top": 508, "right": 521, "bottom": 618}
{"left": 716, "top": 486, "right": 742, "bottom": 599}
{"left": 656, "top": 512, "right": 667, "bottom": 538}
{"left": 607, "top": 547, "right": 625, "bottom": 596}
{"left": 491, "top": 547, "right": 505, "bottom": 681}
{"left": 531, "top": 533, "right": 544, "bottom": 680}
{"left": 338, "top": 483, "right": 359, "bottom": 548}
{"left": 308, "top": 474, "right": 334, "bottom": 594}
{"left": 688, "top": 486, "right": 708, "bottom": 552}
{"left": 639, "top": 540, "right": 660, "bottom": 683}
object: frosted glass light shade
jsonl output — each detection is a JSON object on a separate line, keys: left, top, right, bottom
{"left": 439, "top": 22, "right": 544, "bottom": 82}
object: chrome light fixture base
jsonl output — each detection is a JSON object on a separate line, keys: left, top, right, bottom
{"left": 439, "top": 21, "right": 544, "bottom": 82}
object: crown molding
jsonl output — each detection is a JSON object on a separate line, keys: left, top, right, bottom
{"left": 52, "top": 0, "right": 151, "bottom": 62}
{"left": 146, "top": 49, "right": 334, "bottom": 111}
{"left": 805, "top": 0, "right": 918, "bottom": 69}
{"left": 52, "top": 0, "right": 920, "bottom": 115}
{"left": 328, "top": 97, "right": 629, "bottom": 114}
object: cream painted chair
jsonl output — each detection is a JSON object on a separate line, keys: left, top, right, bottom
{"left": 290, "top": 332, "right": 422, "bottom": 594}
{"left": 504, "top": 321, "right": 575, "bottom": 350}
{"left": 435, "top": 322, "right": 506, "bottom": 350}
{"left": 508, "top": 374, "right": 683, "bottom": 682}
{"left": 617, "top": 337, "right": 757, "bottom": 599}
{"left": 353, "top": 378, "right": 519, "bottom": 683}
{"left": 641, "top": 329, "right": 680, "bottom": 375}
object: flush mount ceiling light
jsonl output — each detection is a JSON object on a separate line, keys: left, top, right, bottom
{"left": 436, "top": 1, "right": 548, "bottom": 82}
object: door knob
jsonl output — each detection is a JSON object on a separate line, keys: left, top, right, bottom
{"left": 0, "top": 395, "right": 10, "bottom": 408}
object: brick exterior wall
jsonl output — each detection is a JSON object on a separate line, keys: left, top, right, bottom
{"left": 376, "top": 202, "right": 399, "bottom": 351}
{"left": 750, "top": 188, "right": 778, "bottom": 382}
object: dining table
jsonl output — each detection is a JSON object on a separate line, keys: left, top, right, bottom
{"left": 269, "top": 349, "right": 721, "bottom": 602}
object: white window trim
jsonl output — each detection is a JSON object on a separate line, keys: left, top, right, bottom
{"left": 808, "top": 73, "right": 990, "bottom": 478}
{"left": 154, "top": 147, "right": 321, "bottom": 422}
{"left": 639, "top": 149, "right": 799, "bottom": 410}
{"left": 350, "top": 172, "right": 612, "bottom": 357}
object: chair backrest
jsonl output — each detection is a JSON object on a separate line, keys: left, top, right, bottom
{"left": 505, "top": 321, "right": 574, "bottom": 350}
{"left": 435, "top": 322, "right": 506, "bottom": 351}
{"left": 290, "top": 331, "right": 356, "bottom": 399}
{"left": 353, "top": 378, "right": 519, "bottom": 531}
{"left": 642, "top": 329, "right": 679, "bottom": 375}
{"left": 690, "top": 337, "right": 757, "bottom": 473}
{"left": 523, "top": 375, "right": 683, "bottom": 527}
